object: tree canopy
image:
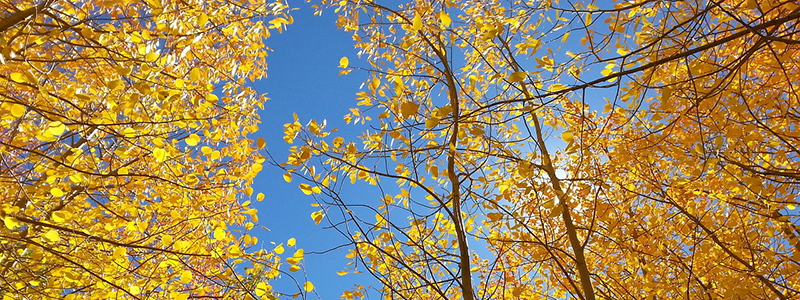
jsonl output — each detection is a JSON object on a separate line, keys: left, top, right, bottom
{"left": 2, "top": 0, "right": 800, "bottom": 299}
{"left": 283, "top": 0, "right": 800, "bottom": 299}
{"left": 0, "top": 0, "right": 296, "bottom": 298}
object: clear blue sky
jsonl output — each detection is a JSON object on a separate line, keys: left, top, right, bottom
{"left": 250, "top": 2, "right": 372, "bottom": 299}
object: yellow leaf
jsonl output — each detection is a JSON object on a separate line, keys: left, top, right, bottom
{"left": 257, "top": 193, "right": 265, "bottom": 201}
{"left": 52, "top": 211, "right": 69, "bottom": 223}
{"left": 508, "top": 71, "right": 526, "bottom": 83}
{"left": 311, "top": 186, "right": 322, "bottom": 194}
{"left": 617, "top": 48, "right": 630, "bottom": 55}
{"left": 293, "top": 248, "right": 304, "bottom": 260}
{"left": 439, "top": 11, "right": 452, "bottom": 27}
{"left": 51, "top": 188, "right": 64, "bottom": 197}
{"left": 210, "top": 150, "right": 221, "bottom": 160}
{"left": 601, "top": 69, "right": 613, "bottom": 77}
{"left": 283, "top": 173, "right": 292, "bottom": 183}
{"left": 694, "top": 143, "right": 704, "bottom": 155}
{"left": 412, "top": 14, "right": 422, "bottom": 32}
{"left": 180, "top": 270, "right": 192, "bottom": 284}
{"left": 186, "top": 134, "right": 201, "bottom": 146}
{"left": 549, "top": 84, "right": 567, "bottom": 92}
{"left": 304, "top": 281, "right": 314, "bottom": 292}
{"left": 274, "top": 244, "right": 284, "bottom": 254}
{"left": 48, "top": 121, "right": 66, "bottom": 136}
{"left": 375, "top": 213, "right": 387, "bottom": 228}
{"left": 190, "top": 68, "right": 201, "bottom": 81}
{"left": 175, "top": 79, "right": 185, "bottom": 88}
{"left": 10, "top": 72, "right": 27, "bottom": 83}
{"left": 487, "top": 213, "right": 503, "bottom": 222}
{"left": 562, "top": 131, "right": 575, "bottom": 143}
{"left": 425, "top": 117, "right": 439, "bottom": 129}
{"left": 661, "top": 87, "right": 673, "bottom": 102}
{"left": 337, "top": 271, "right": 348, "bottom": 276}
{"left": 339, "top": 56, "right": 349, "bottom": 68}
{"left": 400, "top": 102, "right": 419, "bottom": 118}
{"left": 153, "top": 148, "right": 167, "bottom": 162}
{"left": 257, "top": 137, "right": 266, "bottom": 149}
{"left": 214, "top": 227, "right": 225, "bottom": 240}
{"left": 3, "top": 216, "right": 19, "bottom": 230}
{"left": 122, "top": 128, "right": 136, "bottom": 138}
{"left": 289, "top": 265, "right": 301, "bottom": 272}
{"left": 130, "top": 285, "right": 141, "bottom": 295}
{"left": 311, "top": 210, "right": 324, "bottom": 225}
{"left": 288, "top": 237, "right": 296, "bottom": 247}
{"left": 299, "top": 183, "right": 313, "bottom": 195}
{"left": 255, "top": 282, "right": 270, "bottom": 297}
{"left": 10, "top": 104, "right": 25, "bottom": 117}
{"left": 198, "top": 13, "right": 209, "bottom": 27}
{"left": 44, "top": 229, "right": 60, "bottom": 242}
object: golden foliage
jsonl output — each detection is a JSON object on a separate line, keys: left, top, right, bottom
{"left": 0, "top": 0, "right": 296, "bottom": 298}
{"left": 285, "top": 0, "right": 800, "bottom": 299}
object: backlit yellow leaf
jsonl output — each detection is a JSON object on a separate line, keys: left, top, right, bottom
{"left": 153, "top": 147, "right": 167, "bottom": 162}
{"left": 439, "top": 11, "right": 452, "bottom": 27}
{"left": 311, "top": 210, "right": 324, "bottom": 225}
{"left": 10, "top": 104, "right": 25, "bottom": 117}
{"left": 44, "top": 230, "right": 60, "bottom": 242}
{"left": 190, "top": 68, "right": 201, "bottom": 81}
{"left": 337, "top": 271, "right": 348, "bottom": 276}
{"left": 197, "top": 13, "right": 209, "bottom": 26}
{"left": 52, "top": 211, "right": 69, "bottom": 223}
{"left": 48, "top": 121, "right": 66, "bottom": 136}
{"left": 122, "top": 128, "right": 136, "bottom": 138}
{"left": 3, "top": 216, "right": 19, "bottom": 230}
{"left": 186, "top": 134, "right": 201, "bottom": 146}
{"left": 214, "top": 227, "right": 225, "bottom": 240}
{"left": 293, "top": 248, "right": 304, "bottom": 260}
{"left": 51, "top": 188, "right": 64, "bottom": 197}
{"left": 288, "top": 237, "right": 296, "bottom": 247}
{"left": 339, "top": 56, "right": 349, "bottom": 68}
{"left": 304, "top": 281, "right": 314, "bottom": 292}
{"left": 274, "top": 244, "right": 284, "bottom": 254}
{"left": 412, "top": 14, "right": 422, "bottom": 32}
{"left": 562, "top": 131, "right": 575, "bottom": 143}
{"left": 180, "top": 270, "right": 192, "bottom": 284}
{"left": 549, "top": 84, "right": 567, "bottom": 92}
{"left": 255, "top": 282, "right": 270, "bottom": 297}
{"left": 299, "top": 183, "right": 313, "bottom": 195}
{"left": 10, "top": 73, "right": 27, "bottom": 83}
{"left": 284, "top": 173, "right": 292, "bottom": 183}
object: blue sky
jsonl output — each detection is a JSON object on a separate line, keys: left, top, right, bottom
{"left": 250, "top": 2, "right": 372, "bottom": 299}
